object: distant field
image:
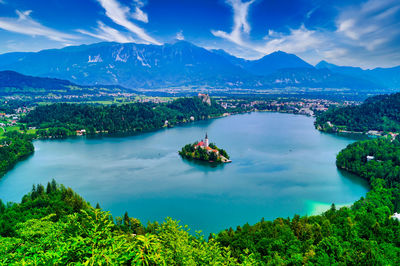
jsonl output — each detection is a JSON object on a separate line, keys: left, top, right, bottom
{"left": 26, "top": 128, "right": 37, "bottom": 134}
{"left": 0, "top": 125, "right": 22, "bottom": 139}
{"left": 4, "top": 125, "right": 20, "bottom": 132}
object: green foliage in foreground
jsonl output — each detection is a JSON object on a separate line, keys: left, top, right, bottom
{"left": 0, "top": 181, "right": 248, "bottom": 265}
{"left": 215, "top": 179, "right": 400, "bottom": 265}
{"left": 315, "top": 92, "right": 400, "bottom": 132}
{"left": 0, "top": 211, "right": 242, "bottom": 265}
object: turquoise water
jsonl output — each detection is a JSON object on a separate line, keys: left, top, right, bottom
{"left": 0, "top": 112, "right": 369, "bottom": 234}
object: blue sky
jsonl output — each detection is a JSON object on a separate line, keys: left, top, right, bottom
{"left": 0, "top": 0, "right": 399, "bottom": 68}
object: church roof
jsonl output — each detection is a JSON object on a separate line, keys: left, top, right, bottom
{"left": 196, "top": 141, "right": 205, "bottom": 147}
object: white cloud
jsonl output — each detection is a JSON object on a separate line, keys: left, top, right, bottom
{"left": 322, "top": 48, "right": 348, "bottom": 60}
{"left": 337, "top": 19, "right": 358, "bottom": 40}
{"left": 77, "top": 21, "right": 135, "bottom": 43}
{"left": 336, "top": 0, "right": 400, "bottom": 50}
{"left": 260, "top": 25, "right": 322, "bottom": 54}
{"left": 212, "top": 1, "right": 322, "bottom": 58}
{"left": 0, "top": 10, "right": 79, "bottom": 42}
{"left": 332, "top": 0, "right": 400, "bottom": 67}
{"left": 176, "top": 30, "right": 184, "bottom": 40}
{"left": 97, "top": 0, "right": 160, "bottom": 44}
{"left": 131, "top": 0, "right": 148, "bottom": 23}
{"left": 211, "top": 0, "right": 255, "bottom": 46}
{"left": 212, "top": 0, "right": 400, "bottom": 68}
{"left": 131, "top": 6, "right": 148, "bottom": 23}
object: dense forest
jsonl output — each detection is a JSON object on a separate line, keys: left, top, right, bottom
{"left": 336, "top": 137, "right": 400, "bottom": 207}
{"left": 316, "top": 92, "right": 400, "bottom": 132}
{"left": 22, "top": 97, "right": 226, "bottom": 137}
{"left": 0, "top": 131, "right": 34, "bottom": 176}
{"left": 1, "top": 137, "right": 399, "bottom": 264}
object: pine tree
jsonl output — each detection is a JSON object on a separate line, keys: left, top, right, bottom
{"left": 46, "top": 182, "right": 52, "bottom": 194}
{"left": 123, "top": 211, "right": 130, "bottom": 231}
{"left": 0, "top": 199, "right": 5, "bottom": 214}
{"left": 51, "top": 179, "right": 57, "bottom": 192}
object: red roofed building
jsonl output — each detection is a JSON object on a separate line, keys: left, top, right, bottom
{"left": 195, "top": 133, "right": 209, "bottom": 148}
{"left": 205, "top": 146, "right": 219, "bottom": 154}
{"left": 194, "top": 133, "right": 219, "bottom": 154}
{"left": 196, "top": 141, "right": 205, "bottom": 147}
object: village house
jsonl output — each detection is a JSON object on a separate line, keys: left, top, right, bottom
{"left": 366, "top": 155, "right": 375, "bottom": 162}
{"left": 392, "top": 213, "right": 400, "bottom": 220}
{"left": 76, "top": 129, "right": 86, "bottom": 136}
{"left": 388, "top": 132, "right": 398, "bottom": 141}
{"left": 367, "top": 130, "right": 384, "bottom": 136}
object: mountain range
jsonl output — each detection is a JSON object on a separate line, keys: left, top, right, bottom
{"left": 0, "top": 70, "right": 131, "bottom": 96}
{"left": 315, "top": 61, "right": 400, "bottom": 90}
{"left": 0, "top": 41, "right": 398, "bottom": 92}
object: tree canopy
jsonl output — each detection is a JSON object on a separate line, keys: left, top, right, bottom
{"left": 316, "top": 92, "right": 400, "bottom": 132}
{"left": 22, "top": 97, "right": 226, "bottom": 137}
{"left": 0, "top": 131, "right": 34, "bottom": 177}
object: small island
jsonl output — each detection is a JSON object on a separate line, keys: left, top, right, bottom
{"left": 179, "top": 133, "right": 231, "bottom": 163}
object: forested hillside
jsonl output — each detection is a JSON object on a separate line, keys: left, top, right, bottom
{"left": 0, "top": 70, "right": 131, "bottom": 96}
{"left": 215, "top": 179, "right": 399, "bottom": 264}
{"left": 22, "top": 97, "right": 226, "bottom": 137}
{"left": 0, "top": 131, "right": 34, "bottom": 176}
{"left": 316, "top": 92, "right": 400, "bottom": 132}
{"left": 336, "top": 137, "right": 400, "bottom": 194}
{"left": 212, "top": 136, "right": 400, "bottom": 264}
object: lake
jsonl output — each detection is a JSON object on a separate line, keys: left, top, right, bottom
{"left": 0, "top": 112, "right": 369, "bottom": 234}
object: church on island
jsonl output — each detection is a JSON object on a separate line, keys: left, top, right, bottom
{"left": 178, "top": 133, "right": 231, "bottom": 164}
{"left": 195, "top": 133, "right": 219, "bottom": 155}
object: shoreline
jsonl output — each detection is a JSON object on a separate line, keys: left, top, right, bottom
{"left": 30, "top": 109, "right": 305, "bottom": 142}
{"left": 1, "top": 110, "right": 372, "bottom": 225}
